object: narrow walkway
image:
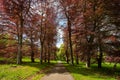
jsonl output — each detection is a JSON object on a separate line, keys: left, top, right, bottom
{"left": 40, "top": 62, "right": 74, "bottom": 80}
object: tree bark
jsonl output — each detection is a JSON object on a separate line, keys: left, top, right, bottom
{"left": 44, "top": 45, "right": 47, "bottom": 62}
{"left": 97, "top": 34, "right": 103, "bottom": 68}
{"left": 48, "top": 44, "right": 50, "bottom": 63}
{"left": 113, "top": 63, "right": 117, "bottom": 71}
{"left": 68, "top": 20, "right": 74, "bottom": 65}
{"left": 17, "top": 41, "right": 22, "bottom": 64}
{"left": 40, "top": 42, "right": 43, "bottom": 64}
{"left": 17, "top": 16, "right": 23, "bottom": 64}
{"left": 30, "top": 36, "right": 35, "bottom": 62}
{"left": 65, "top": 49, "right": 69, "bottom": 64}
{"left": 31, "top": 50, "right": 35, "bottom": 62}
{"left": 75, "top": 43, "right": 79, "bottom": 64}
{"left": 53, "top": 51, "right": 56, "bottom": 60}
{"left": 76, "top": 52, "right": 79, "bottom": 64}
{"left": 86, "top": 52, "right": 91, "bottom": 68}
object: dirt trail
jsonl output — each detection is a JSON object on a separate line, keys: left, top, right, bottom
{"left": 40, "top": 62, "right": 74, "bottom": 80}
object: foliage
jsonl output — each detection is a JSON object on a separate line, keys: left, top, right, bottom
{"left": 1, "top": 0, "right": 58, "bottom": 64}
{"left": 60, "top": 0, "right": 120, "bottom": 68}
{"left": 57, "top": 44, "right": 66, "bottom": 60}
{"left": 0, "top": 34, "right": 17, "bottom": 58}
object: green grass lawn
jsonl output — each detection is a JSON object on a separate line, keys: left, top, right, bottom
{"left": 64, "top": 62, "right": 120, "bottom": 80}
{"left": 0, "top": 57, "right": 57, "bottom": 80}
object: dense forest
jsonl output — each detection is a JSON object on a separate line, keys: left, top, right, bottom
{"left": 0, "top": 0, "right": 120, "bottom": 79}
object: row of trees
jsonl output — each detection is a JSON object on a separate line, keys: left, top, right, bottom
{"left": 0, "top": 0, "right": 120, "bottom": 69}
{"left": 59, "top": 0, "right": 120, "bottom": 68}
{"left": 0, "top": 0, "right": 58, "bottom": 64}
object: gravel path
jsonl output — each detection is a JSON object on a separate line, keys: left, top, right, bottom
{"left": 40, "top": 62, "right": 74, "bottom": 80}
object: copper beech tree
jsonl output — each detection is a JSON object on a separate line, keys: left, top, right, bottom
{"left": 0, "top": 0, "right": 120, "bottom": 70}
{"left": 3, "top": 0, "right": 31, "bottom": 64}
{"left": 60, "top": 0, "right": 120, "bottom": 68}
{"left": 2, "top": 0, "right": 57, "bottom": 64}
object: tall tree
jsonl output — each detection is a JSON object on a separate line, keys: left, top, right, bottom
{"left": 3, "top": 0, "right": 31, "bottom": 64}
{"left": 59, "top": 0, "right": 79, "bottom": 65}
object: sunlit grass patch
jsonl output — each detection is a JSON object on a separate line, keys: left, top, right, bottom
{"left": 0, "top": 63, "right": 47, "bottom": 80}
{"left": 0, "top": 57, "right": 57, "bottom": 80}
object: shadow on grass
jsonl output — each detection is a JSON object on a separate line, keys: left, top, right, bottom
{"left": 0, "top": 58, "right": 56, "bottom": 71}
{"left": 0, "top": 58, "right": 120, "bottom": 79}
{"left": 0, "top": 59, "right": 16, "bottom": 64}
{"left": 0, "top": 58, "right": 57, "bottom": 80}
{"left": 22, "top": 62, "right": 55, "bottom": 70}
{"left": 63, "top": 62, "right": 120, "bottom": 79}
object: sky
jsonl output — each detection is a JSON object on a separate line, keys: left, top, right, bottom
{"left": 55, "top": 1, "right": 67, "bottom": 48}
{"left": 56, "top": 28, "right": 63, "bottom": 48}
{"left": 56, "top": 19, "right": 66, "bottom": 48}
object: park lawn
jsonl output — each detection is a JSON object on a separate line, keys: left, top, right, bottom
{"left": 0, "top": 57, "right": 57, "bottom": 80}
{"left": 64, "top": 62, "right": 120, "bottom": 80}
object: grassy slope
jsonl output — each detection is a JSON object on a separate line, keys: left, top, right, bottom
{"left": 0, "top": 57, "right": 57, "bottom": 80}
{"left": 64, "top": 62, "right": 120, "bottom": 80}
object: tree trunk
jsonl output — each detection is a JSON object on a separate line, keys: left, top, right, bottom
{"left": 76, "top": 52, "right": 79, "bottom": 64}
{"left": 53, "top": 52, "right": 56, "bottom": 60}
{"left": 30, "top": 35, "right": 35, "bottom": 62}
{"left": 17, "top": 42, "right": 22, "bottom": 64}
{"left": 97, "top": 50, "right": 103, "bottom": 68}
{"left": 44, "top": 48, "right": 47, "bottom": 62}
{"left": 65, "top": 49, "right": 69, "bottom": 64}
{"left": 98, "top": 36, "right": 103, "bottom": 68}
{"left": 86, "top": 52, "right": 91, "bottom": 68}
{"left": 68, "top": 20, "right": 74, "bottom": 65}
{"left": 75, "top": 44, "right": 79, "bottom": 64}
{"left": 30, "top": 43, "right": 34, "bottom": 62}
{"left": 40, "top": 42, "right": 43, "bottom": 64}
{"left": 48, "top": 44, "right": 50, "bottom": 63}
{"left": 31, "top": 50, "right": 35, "bottom": 62}
{"left": 17, "top": 17, "right": 23, "bottom": 64}
{"left": 113, "top": 63, "right": 117, "bottom": 71}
